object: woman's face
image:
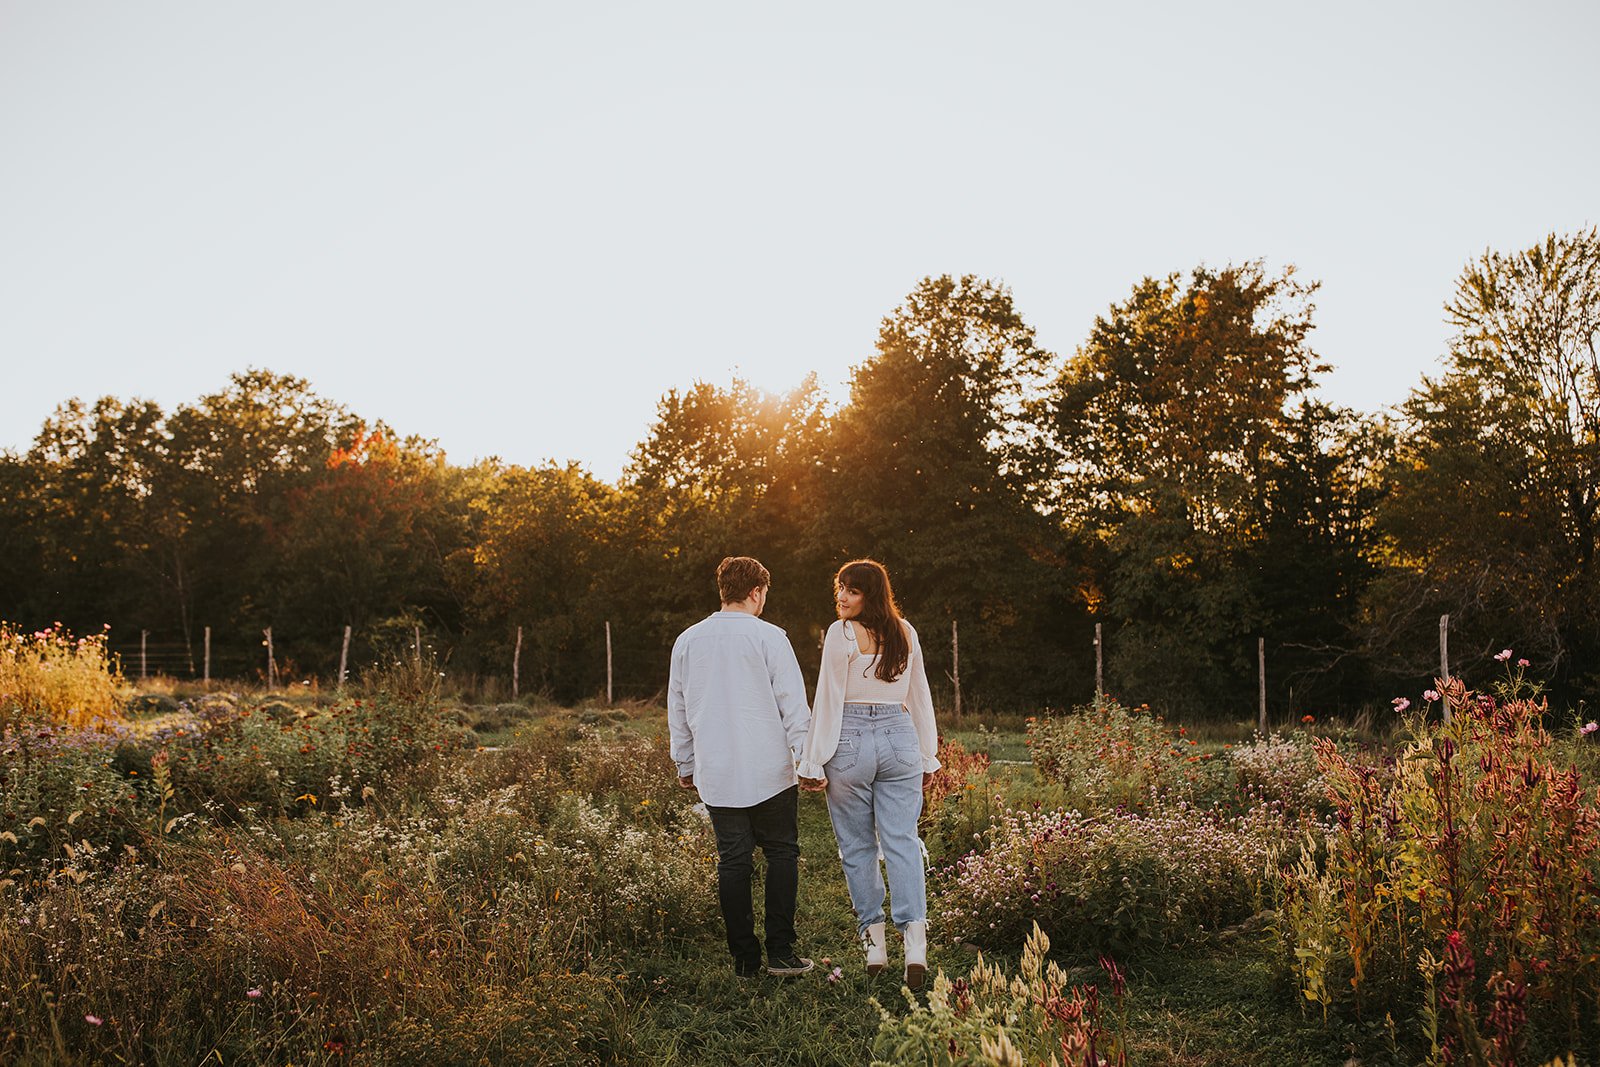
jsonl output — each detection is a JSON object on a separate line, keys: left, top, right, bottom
{"left": 835, "top": 583, "right": 864, "bottom": 620}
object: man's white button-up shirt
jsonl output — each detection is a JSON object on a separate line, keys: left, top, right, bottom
{"left": 667, "top": 611, "right": 812, "bottom": 808}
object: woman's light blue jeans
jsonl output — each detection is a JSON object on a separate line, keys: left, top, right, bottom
{"left": 824, "top": 702, "right": 926, "bottom": 934}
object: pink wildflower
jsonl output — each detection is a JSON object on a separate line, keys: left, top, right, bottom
{"left": 827, "top": 966, "right": 843, "bottom": 983}
{"left": 1392, "top": 697, "right": 1411, "bottom": 713}
{"left": 1582, "top": 722, "right": 1598, "bottom": 737}
{"left": 247, "top": 987, "right": 263, "bottom": 999}
{"left": 1517, "top": 658, "right": 1529, "bottom": 667}
{"left": 85, "top": 1014, "right": 104, "bottom": 1026}
{"left": 1423, "top": 689, "right": 1440, "bottom": 702}
{"left": 1494, "top": 649, "right": 1513, "bottom": 662}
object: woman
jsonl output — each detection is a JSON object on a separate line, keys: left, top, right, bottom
{"left": 798, "top": 559, "right": 941, "bottom": 988}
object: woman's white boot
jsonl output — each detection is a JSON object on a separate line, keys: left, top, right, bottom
{"left": 903, "top": 920, "right": 928, "bottom": 990}
{"left": 862, "top": 922, "right": 888, "bottom": 976}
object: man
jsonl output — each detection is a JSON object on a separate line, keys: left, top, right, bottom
{"left": 668, "top": 555, "right": 815, "bottom": 978}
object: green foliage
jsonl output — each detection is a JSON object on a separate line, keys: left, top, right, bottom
{"left": 1041, "top": 262, "right": 1385, "bottom": 717}
{"left": 0, "top": 724, "right": 148, "bottom": 867}
{"left": 614, "top": 374, "right": 834, "bottom": 685}
{"left": 4, "top": 237, "right": 1599, "bottom": 718}
{"left": 819, "top": 274, "right": 1084, "bottom": 706}
{"left": 465, "top": 462, "right": 620, "bottom": 702}
{"left": 1370, "top": 228, "right": 1600, "bottom": 700}
{"left": 1027, "top": 698, "right": 1223, "bottom": 810}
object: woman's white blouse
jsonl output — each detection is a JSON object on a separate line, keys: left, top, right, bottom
{"left": 797, "top": 618, "right": 941, "bottom": 779}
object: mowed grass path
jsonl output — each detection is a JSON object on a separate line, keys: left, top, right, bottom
{"left": 604, "top": 724, "right": 1360, "bottom": 1067}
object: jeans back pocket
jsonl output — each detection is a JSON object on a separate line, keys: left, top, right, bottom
{"left": 828, "top": 733, "right": 861, "bottom": 773}
{"left": 886, "top": 726, "right": 922, "bottom": 769}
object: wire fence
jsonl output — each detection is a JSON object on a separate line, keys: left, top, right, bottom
{"left": 100, "top": 613, "right": 1464, "bottom": 719}
{"left": 101, "top": 623, "right": 663, "bottom": 703}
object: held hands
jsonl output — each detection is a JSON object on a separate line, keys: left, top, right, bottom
{"left": 677, "top": 774, "right": 695, "bottom": 790}
{"left": 798, "top": 776, "right": 827, "bottom": 792}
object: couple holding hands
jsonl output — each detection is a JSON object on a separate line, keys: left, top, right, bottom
{"left": 667, "top": 556, "right": 940, "bottom": 987}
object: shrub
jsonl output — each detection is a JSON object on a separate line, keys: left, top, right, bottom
{"left": 934, "top": 798, "right": 1290, "bottom": 953}
{"left": 0, "top": 622, "right": 124, "bottom": 733}
{"left": 160, "top": 691, "right": 461, "bottom": 818}
{"left": 1227, "top": 730, "right": 1328, "bottom": 814}
{"left": 0, "top": 724, "right": 149, "bottom": 866}
{"left": 871, "top": 922, "right": 1129, "bottom": 1067}
{"left": 0, "top": 727, "right": 717, "bottom": 1064}
{"left": 1027, "top": 699, "right": 1221, "bottom": 812}
{"left": 1277, "top": 678, "right": 1600, "bottom": 1061}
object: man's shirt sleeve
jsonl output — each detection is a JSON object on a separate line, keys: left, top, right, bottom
{"left": 767, "top": 630, "right": 812, "bottom": 760}
{"left": 666, "top": 633, "right": 695, "bottom": 777}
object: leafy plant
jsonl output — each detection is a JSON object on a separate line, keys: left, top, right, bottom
{"left": 1277, "top": 677, "right": 1600, "bottom": 1061}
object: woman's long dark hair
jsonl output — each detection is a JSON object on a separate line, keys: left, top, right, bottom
{"left": 835, "top": 559, "right": 910, "bottom": 683}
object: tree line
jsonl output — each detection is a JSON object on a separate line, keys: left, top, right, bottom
{"left": 3, "top": 228, "right": 1596, "bottom": 718}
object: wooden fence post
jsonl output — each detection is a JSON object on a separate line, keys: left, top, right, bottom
{"left": 513, "top": 625, "right": 523, "bottom": 699}
{"left": 413, "top": 624, "right": 422, "bottom": 665}
{"left": 950, "top": 619, "right": 961, "bottom": 723}
{"left": 605, "top": 621, "right": 613, "bottom": 705}
{"left": 203, "top": 626, "right": 211, "bottom": 685}
{"left": 1258, "top": 637, "right": 1267, "bottom": 734}
{"left": 1440, "top": 613, "right": 1451, "bottom": 723}
{"left": 264, "top": 627, "right": 277, "bottom": 689}
{"left": 1094, "top": 622, "right": 1103, "bottom": 701}
{"left": 338, "top": 625, "right": 352, "bottom": 688}
{"left": 140, "top": 630, "right": 148, "bottom": 681}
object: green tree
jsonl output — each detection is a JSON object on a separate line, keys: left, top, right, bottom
{"left": 21, "top": 396, "right": 171, "bottom": 637}
{"left": 158, "top": 369, "right": 358, "bottom": 660}
{"left": 820, "top": 274, "right": 1077, "bottom": 708}
{"left": 1042, "top": 263, "right": 1341, "bottom": 717}
{"left": 1372, "top": 229, "right": 1600, "bottom": 697}
{"left": 264, "top": 425, "right": 477, "bottom": 673}
{"left": 1254, "top": 402, "right": 1392, "bottom": 713}
{"left": 616, "top": 375, "right": 832, "bottom": 692}
{"left": 0, "top": 450, "right": 46, "bottom": 622}
{"left": 465, "top": 462, "right": 618, "bottom": 701}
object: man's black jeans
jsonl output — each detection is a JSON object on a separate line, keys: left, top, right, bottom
{"left": 704, "top": 785, "right": 800, "bottom": 972}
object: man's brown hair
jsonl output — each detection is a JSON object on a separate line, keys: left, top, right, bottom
{"left": 717, "top": 556, "right": 770, "bottom": 604}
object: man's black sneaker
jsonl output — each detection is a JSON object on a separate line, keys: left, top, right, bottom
{"left": 766, "top": 954, "right": 815, "bottom": 977}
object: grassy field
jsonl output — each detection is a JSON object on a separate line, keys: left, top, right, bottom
{"left": 4, "top": 676, "right": 1597, "bottom": 1065}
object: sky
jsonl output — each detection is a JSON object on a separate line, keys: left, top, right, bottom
{"left": 2, "top": 1, "right": 1596, "bottom": 482}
